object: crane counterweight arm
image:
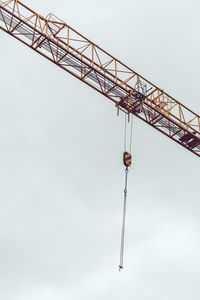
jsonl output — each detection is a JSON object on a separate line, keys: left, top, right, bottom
{"left": 0, "top": 0, "right": 200, "bottom": 157}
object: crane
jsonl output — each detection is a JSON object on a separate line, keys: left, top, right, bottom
{"left": 0, "top": 0, "right": 199, "bottom": 270}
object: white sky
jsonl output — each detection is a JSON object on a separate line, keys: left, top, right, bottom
{"left": 0, "top": 0, "right": 200, "bottom": 299}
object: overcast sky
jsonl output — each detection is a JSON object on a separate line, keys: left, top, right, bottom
{"left": 0, "top": 0, "right": 200, "bottom": 299}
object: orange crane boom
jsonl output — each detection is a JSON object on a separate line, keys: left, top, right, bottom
{"left": 0, "top": 0, "right": 200, "bottom": 157}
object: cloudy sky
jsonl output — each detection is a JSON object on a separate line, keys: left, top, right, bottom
{"left": 0, "top": 0, "right": 200, "bottom": 299}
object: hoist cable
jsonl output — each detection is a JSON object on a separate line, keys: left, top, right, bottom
{"left": 124, "top": 113, "right": 134, "bottom": 154}
{"left": 119, "top": 113, "right": 134, "bottom": 271}
{"left": 119, "top": 167, "right": 129, "bottom": 271}
{"left": 129, "top": 114, "right": 134, "bottom": 154}
{"left": 124, "top": 113, "right": 127, "bottom": 152}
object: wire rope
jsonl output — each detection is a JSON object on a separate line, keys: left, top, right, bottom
{"left": 119, "top": 166, "right": 129, "bottom": 271}
{"left": 124, "top": 113, "right": 127, "bottom": 152}
{"left": 129, "top": 114, "right": 134, "bottom": 154}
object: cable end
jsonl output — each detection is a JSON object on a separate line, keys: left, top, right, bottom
{"left": 119, "top": 265, "right": 123, "bottom": 272}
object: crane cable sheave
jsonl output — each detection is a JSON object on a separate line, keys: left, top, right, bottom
{"left": 123, "top": 152, "right": 132, "bottom": 168}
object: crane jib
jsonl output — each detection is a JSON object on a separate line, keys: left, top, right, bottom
{"left": 0, "top": 0, "right": 199, "bottom": 157}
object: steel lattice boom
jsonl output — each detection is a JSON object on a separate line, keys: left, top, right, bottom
{"left": 0, "top": 0, "right": 200, "bottom": 157}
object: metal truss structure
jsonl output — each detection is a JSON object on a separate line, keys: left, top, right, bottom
{"left": 0, "top": 0, "right": 200, "bottom": 157}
